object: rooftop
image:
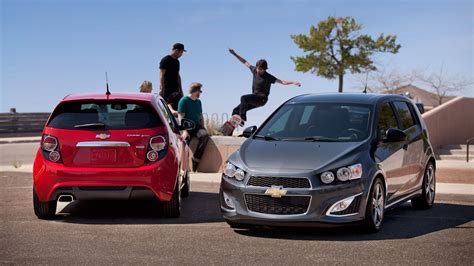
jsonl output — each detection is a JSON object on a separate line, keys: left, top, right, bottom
{"left": 63, "top": 92, "right": 156, "bottom": 102}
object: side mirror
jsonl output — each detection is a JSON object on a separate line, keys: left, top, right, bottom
{"left": 179, "top": 119, "right": 196, "bottom": 131}
{"left": 242, "top": 126, "right": 257, "bottom": 138}
{"left": 383, "top": 128, "right": 407, "bottom": 143}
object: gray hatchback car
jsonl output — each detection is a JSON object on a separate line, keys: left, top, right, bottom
{"left": 220, "top": 93, "right": 436, "bottom": 232}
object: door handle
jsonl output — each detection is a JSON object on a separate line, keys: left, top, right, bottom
{"left": 403, "top": 144, "right": 408, "bottom": 150}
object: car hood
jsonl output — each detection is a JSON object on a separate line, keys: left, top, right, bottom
{"left": 238, "top": 139, "right": 365, "bottom": 173}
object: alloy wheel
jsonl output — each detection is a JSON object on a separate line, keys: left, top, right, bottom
{"left": 425, "top": 165, "right": 435, "bottom": 204}
{"left": 372, "top": 183, "right": 384, "bottom": 227}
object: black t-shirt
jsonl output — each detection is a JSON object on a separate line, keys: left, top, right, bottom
{"left": 250, "top": 65, "right": 278, "bottom": 96}
{"left": 159, "top": 55, "right": 180, "bottom": 97}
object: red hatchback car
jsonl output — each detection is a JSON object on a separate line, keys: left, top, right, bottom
{"left": 33, "top": 92, "right": 195, "bottom": 219}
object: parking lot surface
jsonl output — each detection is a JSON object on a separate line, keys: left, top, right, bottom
{"left": 1, "top": 172, "right": 473, "bottom": 265}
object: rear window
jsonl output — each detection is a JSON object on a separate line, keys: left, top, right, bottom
{"left": 48, "top": 101, "right": 163, "bottom": 130}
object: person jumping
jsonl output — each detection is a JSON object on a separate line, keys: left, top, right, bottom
{"left": 222, "top": 48, "right": 301, "bottom": 135}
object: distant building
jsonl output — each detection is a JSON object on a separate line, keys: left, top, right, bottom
{"left": 388, "top": 84, "right": 455, "bottom": 111}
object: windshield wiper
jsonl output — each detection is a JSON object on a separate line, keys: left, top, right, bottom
{"left": 253, "top": 135, "right": 279, "bottom": 141}
{"left": 302, "top": 136, "right": 342, "bottom": 142}
{"left": 74, "top": 123, "right": 106, "bottom": 129}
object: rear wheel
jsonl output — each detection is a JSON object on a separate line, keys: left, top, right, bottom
{"left": 363, "top": 178, "right": 385, "bottom": 233}
{"left": 161, "top": 180, "right": 181, "bottom": 218}
{"left": 33, "top": 187, "right": 56, "bottom": 219}
{"left": 181, "top": 170, "right": 190, "bottom": 198}
{"left": 412, "top": 162, "right": 435, "bottom": 209}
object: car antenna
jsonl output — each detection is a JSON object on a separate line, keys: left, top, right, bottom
{"left": 363, "top": 71, "right": 369, "bottom": 94}
{"left": 105, "top": 72, "right": 111, "bottom": 95}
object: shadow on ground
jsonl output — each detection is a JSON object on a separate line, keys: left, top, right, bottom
{"left": 59, "top": 191, "right": 223, "bottom": 225}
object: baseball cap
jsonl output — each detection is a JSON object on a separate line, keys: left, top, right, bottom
{"left": 172, "top": 43, "right": 186, "bottom": 52}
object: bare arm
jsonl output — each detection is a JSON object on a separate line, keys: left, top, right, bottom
{"left": 200, "top": 113, "right": 205, "bottom": 128}
{"left": 276, "top": 79, "right": 301, "bottom": 87}
{"left": 228, "top": 48, "right": 251, "bottom": 68}
{"left": 159, "top": 69, "right": 166, "bottom": 97}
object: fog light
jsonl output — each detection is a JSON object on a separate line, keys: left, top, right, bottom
{"left": 320, "top": 171, "right": 335, "bottom": 184}
{"left": 147, "top": 150, "right": 158, "bottom": 162}
{"left": 222, "top": 191, "right": 235, "bottom": 209}
{"left": 326, "top": 194, "right": 360, "bottom": 216}
{"left": 49, "top": 151, "right": 61, "bottom": 162}
{"left": 336, "top": 167, "right": 352, "bottom": 181}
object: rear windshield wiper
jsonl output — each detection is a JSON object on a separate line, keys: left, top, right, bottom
{"left": 253, "top": 135, "right": 279, "bottom": 141}
{"left": 73, "top": 123, "right": 106, "bottom": 129}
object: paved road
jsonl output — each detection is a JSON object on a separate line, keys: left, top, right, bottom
{"left": 1, "top": 172, "right": 473, "bottom": 265}
{"left": 0, "top": 142, "right": 38, "bottom": 166}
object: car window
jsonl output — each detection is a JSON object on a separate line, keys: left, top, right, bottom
{"left": 257, "top": 103, "right": 372, "bottom": 142}
{"left": 377, "top": 102, "right": 398, "bottom": 138}
{"left": 48, "top": 101, "right": 163, "bottom": 130}
{"left": 157, "top": 99, "right": 178, "bottom": 130}
{"left": 393, "top": 101, "right": 416, "bottom": 130}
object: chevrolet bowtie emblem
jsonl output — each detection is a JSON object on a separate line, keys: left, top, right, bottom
{"left": 96, "top": 133, "right": 111, "bottom": 140}
{"left": 265, "top": 186, "right": 287, "bottom": 198}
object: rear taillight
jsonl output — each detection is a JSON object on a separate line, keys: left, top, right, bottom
{"left": 146, "top": 135, "right": 168, "bottom": 163}
{"left": 41, "top": 135, "right": 62, "bottom": 163}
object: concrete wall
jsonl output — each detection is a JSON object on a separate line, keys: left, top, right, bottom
{"left": 421, "top": 96, "right": 474, "bottom": 149}
{"left": 189, "top": 136, "right": 245, "bottom": 173}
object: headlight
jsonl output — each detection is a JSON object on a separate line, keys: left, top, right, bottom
{"left": 235, "top": 168, "right": 246, "bottom": 181}
{"left": 224, "top": 162, "right": 237, "bottom": 177}
{"left": 320, "top": 171, "right": 335, "bottom": 184}
{"left": 321, "top": 164, "right": 363, "bottom": 184}
{"left": 224, "top": 162, "right": 246, "bottom": 181}
{"left": 336, "top": 167, "right": 352, "bottom": 181}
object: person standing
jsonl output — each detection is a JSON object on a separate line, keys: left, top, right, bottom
{"left": 159, "top": 43, "right": 186, "bottom": 112}
{"left": 178, "top": 82, "right": 209, "bottom": 172}
{"left": 228, "top": 48, "right": 301, "bottom": 125}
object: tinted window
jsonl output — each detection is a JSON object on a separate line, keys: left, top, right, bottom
{"left": 393, "top": 101, "right": 416, "bottom": 130}
{"left": 48, "top": 101, "right": 163, "bottom": 130}
{"left": 377, "top": 103, "right": 398, "bottom": 138}
{"left": 257, "top": 103, "right": 372, "bottom": 142}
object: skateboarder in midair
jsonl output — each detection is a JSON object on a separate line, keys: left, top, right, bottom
{"left": 225, "top": 48, "right": 301, "bottom": 135}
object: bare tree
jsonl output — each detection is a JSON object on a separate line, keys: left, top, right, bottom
{"left": 352, "top": 66, "right": 414, "bottom": 93}
{"left": 415, "top": 67, "right": 473, "bottom": 105}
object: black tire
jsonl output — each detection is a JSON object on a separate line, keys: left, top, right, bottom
{"left": 412, "top": 162, "right": 436, "bottom": 209}
{"left": 33, "top": 187, "right": 56, "bottom": 219}
{"left": 181, "top": 170, "right": 190, "bottom": 198}
{"left": 161, "top": 180, "right": 181, "bottom": 218}
{"left": 363, "top": 178, "right": 385, "bottom": 233}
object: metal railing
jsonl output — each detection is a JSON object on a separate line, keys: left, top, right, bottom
{"left": 467, "top": 137, "right": 474, "bottom": 162}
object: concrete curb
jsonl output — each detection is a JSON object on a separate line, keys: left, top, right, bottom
{"left": 0, "top": 136, "right": 41, "bottom": 144}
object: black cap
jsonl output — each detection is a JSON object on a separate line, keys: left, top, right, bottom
{"left": 172, "top": 43, "right": 186, "bottom": 52}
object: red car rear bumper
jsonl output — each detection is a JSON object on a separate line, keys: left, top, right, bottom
{"left": 33, "top": 149, "right": 179, "bottom": 202}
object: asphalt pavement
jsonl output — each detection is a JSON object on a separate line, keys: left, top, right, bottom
{"left": 1, "top": 171, "right": 473, "bottom": 265}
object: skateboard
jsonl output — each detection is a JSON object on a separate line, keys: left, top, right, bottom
{"left": 220, "top": 115, "right": 243, "bottom": 136}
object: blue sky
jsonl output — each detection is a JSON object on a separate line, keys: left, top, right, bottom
{"left": 1, "top": 0, "right": 473, "bottom": 126}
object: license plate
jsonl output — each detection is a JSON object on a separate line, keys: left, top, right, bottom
{"left": 90, "top": 149, "right": 117, "bottom": 163}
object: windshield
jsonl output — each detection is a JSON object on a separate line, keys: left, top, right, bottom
{"left": 255, "top": 102, "right": 372, "bottom": 142}
{"left": 48, "top": 101, "right": 163, "bottom": 130}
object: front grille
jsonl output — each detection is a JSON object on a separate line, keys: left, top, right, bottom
{"left": 247, "top": 176, "right": 311, "bottom": 188}
{"left": 245, "top": 194, "right": 311, "bottom": 215}
{"left": 329, "top": 195, "right": 362, "bottom": 215}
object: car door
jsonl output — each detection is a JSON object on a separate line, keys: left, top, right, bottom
{"left": 374, "top": 101, "right": 407, "bottom": 204}
{"left": 391, "top": 101, "right": 424, "bottom": 196}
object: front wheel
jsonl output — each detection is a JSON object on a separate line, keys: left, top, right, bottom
{"left": 411, "top": 162, "right": 436, "bottom": 209}
{"left": 181, "top": 170, "right": 190, "bottom": 198}
{"left": 33, "top": 187, "right": 56, "bottom": 219}
{"left": 363, "top": 178, "right": 385, "bottom": 233}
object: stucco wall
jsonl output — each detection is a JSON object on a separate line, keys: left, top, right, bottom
{"left": 421, "top": 96, "right": 474, "bottom": 149}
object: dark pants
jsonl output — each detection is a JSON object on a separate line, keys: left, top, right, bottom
{"left": 232, "top": 94, "right": 268, "bottom": 121}
{"left": 187, "top": 125, "right": 209, "bottom": 162}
